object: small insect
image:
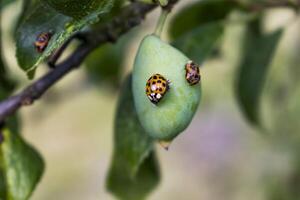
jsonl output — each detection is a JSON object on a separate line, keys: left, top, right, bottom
{"left": 185, "top": 60, "right": 201, "bottom": 85}
{"left": 34, "top": 32, "right": 52, "bottom": 53}
{"left": 145, "top": 74, "right": 170, "bottom": 105}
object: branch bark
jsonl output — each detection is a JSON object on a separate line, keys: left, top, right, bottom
{"left": 0, "top": 1, "right": 172, "bottom": 122}
{"left": 0, "top": 0, "right": 297, "bottom": 122}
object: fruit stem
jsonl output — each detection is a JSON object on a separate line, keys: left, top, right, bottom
{"left": 154, "top": 9, "right": 169, "bottom": 37}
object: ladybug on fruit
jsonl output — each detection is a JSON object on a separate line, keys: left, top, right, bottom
{"left": 145, "top": 74, "right": 170, "bottom": 105}
{"left": 185, "top": 60, "right": 200, "bottom": 85}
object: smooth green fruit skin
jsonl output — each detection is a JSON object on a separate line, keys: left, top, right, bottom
{"left": 132, "top": 35, "right": 201, "bottom": 141}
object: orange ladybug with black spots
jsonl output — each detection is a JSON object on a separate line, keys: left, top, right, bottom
{"left": 145, "top": 74, "right": 170, "bottom": 105}
{"left": 34, "top": 32, "right": 52, "bottom": 53}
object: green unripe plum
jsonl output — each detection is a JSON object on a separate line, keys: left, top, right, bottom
{"left": 132, "top": 35, "right": 201, "bottom": 144}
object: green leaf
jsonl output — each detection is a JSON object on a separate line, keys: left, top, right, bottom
{"left": 0, "top": 0, "right": 17, "bottom": 10}
{"left": 85, "top": 43, "right": 122, "bottom": 87}
{"left": 85, "top": 32, "right": 134, "bottom": 87}
{"left": 172, "top": 22, "right": 224, "bottom": 64}
{"left": 157, "top": 0, "right": 167, "bottom": 6}
{"left": 14, "top": 0, "right": 38, "bottom": 38}
{"left": 235, "top": 20, "right": 283, "bottom": 126}
{"left": 1, "top": 10, "right": 43, "bottom": 200}
{"left": 0, "top": 12, "right": 19, "bottom": 134}
{"left": 111, "top": 74, "right": 154, "bottom": 176}
{"left": 169, "top": 0, "right": 239, "bottom": 39}
{"left": 0, "top": 17, "right": 15, "bottom": 99}
{"left": 107, "top": 74, "right": 159, "bottom": 200}
{"left": 43, "top": 0, "right": 113, "bottom": 19}
{"left": 1, "top": 128, "right": 44, "bottom": 200}
{"left": 0, "top": 169, "right": 7, "bottom": 199}
{"left": 16, "top": 0, "right": 113, "bottom": 79}
{"left": 107, "top": 152, "right": 160, "bottom": 200}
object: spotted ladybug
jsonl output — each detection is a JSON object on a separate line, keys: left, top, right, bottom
{"left": 185, "top": 60, "right": 200, "bottom": 85}
{"left": 145, "top": 74, "right": 170, "bottom": 105}
{"left": 34, "top": 32, "right": 52, "bottom": 53}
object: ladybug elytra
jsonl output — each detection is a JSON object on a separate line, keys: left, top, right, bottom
{"left": 34, "top": 32, "right": 52, "bottom": 53}
{"left": 185, "top": 60, "right": 200, "bottom": 85}
{"left": 145, "top": 74, "right": 170, "bottom": 105}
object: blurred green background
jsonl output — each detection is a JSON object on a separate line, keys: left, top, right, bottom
{"left": 2, "top": 0, "right": 300, "bottom": 199}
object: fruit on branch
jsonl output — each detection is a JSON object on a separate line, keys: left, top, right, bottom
{"left": 132, "top": 35, "right": 201, "bottom": 147}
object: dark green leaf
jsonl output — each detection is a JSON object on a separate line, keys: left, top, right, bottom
{"left": 173, "top": 22, "right": 224, "bottom": 64}
{"left": 0, "top": 15, "right": 15, "bottom": 99}
{"left": 1, "top": 128, "right": 44, "bottom": 200}
{"left": 111, "top": 74, "right": 154, "bottom": 176}
{"left": 169, "top": 0, "right": 239, "bottom": 39}
{"left": 0, "top": 0, "right": 17, "bottom": 10}
{"left": 107, "top": 74, "right": 159, "bottom": 200}
{"left": 0, "top": 11, "right": 19, "bottom": 133}
{"left": 85, "top": 32, "right": 134, "bottom": 87}
{"left": 107, "top": 152, "right": 160, "bottom": 200}
{"left": 0, "top": 169, "right": 6, "bottom": 199}
{"left": 14, "top": 0, "right": 38, "bottom": 38}
{"left": 235, "top": 20, "right": 283, "bottom": 126}
{"left": 1, "top": 10, "right": 42, "bottom": 200}
{"left": 16, "top": 0, "right": 113, "bottom": 79}
{"left": 43, "top": 0, "right": 113, "bottom": 19}
{"left": 85, "top": 43, "right": 122, "bottom": 87}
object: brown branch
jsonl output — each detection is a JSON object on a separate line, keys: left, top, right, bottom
{"left": 0, "top": 1, "right": 172, "bottom": 122}
{"left": 0, "top": 0, "right": 296, "bottom": 123}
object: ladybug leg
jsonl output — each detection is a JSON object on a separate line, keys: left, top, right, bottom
{"left": 166, "top": 80, "right": 171, "bottom": 91}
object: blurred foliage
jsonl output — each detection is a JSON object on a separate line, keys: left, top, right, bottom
{"left": 43, "top": 0, "right": 113, "bottom": 19}
{"left": 1, "top": 129, "right": 44, "bottom": 200}
{"left": 1, "top": 0, "right": 300, "bottom": 199}
{"left": 235, "top": 19, "right": 282, "bottom": 127}
{"left": 0, "top": 0, "right": 16, "bottom": 10}
{"left": 1, "top": 13, "right": 44, "bottom": 200}
{"left": 85, "top": 43, "right": 123, "bottom": 88}
{"left": 16, "top": 0, "right": 113, "bottom": 78}
{"left": 107, "top": 75, "right": 159, "bottom": 200}
{"left": 85, "top": 31, "right": 134, "bottom": 88}
{"left": 14, "top": 0, "right": 38, "bottom": 37}
{"left": 173, "top": 22, "right": 224, "bottom": 64}
{"left": 169, "top": 0, "right": 240, "bottom": 39}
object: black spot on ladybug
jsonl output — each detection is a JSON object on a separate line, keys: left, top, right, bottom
{"left": 152, "top": 81, "right": 156, "bottom": 84}
{"left": 153, "top": 76, "right": 157, "bottom": 79}
{"left": 162, "top": 83, "right": 166, "bottom": 87}
{"left": 157, "top": 80, "right": 161, "bottom": 83}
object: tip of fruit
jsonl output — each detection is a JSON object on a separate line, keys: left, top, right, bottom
{"left": 158, "top": 140, "right": 172, "bottom": 151}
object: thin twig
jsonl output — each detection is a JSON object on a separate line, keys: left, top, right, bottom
{"left": 0, "top": 1, "right": 177, "bottom": 122}
{"left": 47, "top": 35, "right": 75, "bottom": 68}
{"left": 0, "top": 0, "right": 297, "bottom": 123}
